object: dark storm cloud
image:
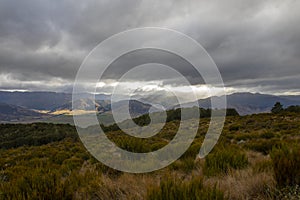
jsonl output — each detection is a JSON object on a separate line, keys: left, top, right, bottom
{"left": 102, "top": 49, "right": 204, "bottom": 85}
{"left": 0, "top": 0, "right": 299, "bottom": 93}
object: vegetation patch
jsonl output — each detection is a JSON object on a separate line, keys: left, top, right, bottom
{"left": 147, "top": 176, "right": 226, "bottom": 200}
{"left": 271, "top": 145, "right": 300, "bottom": 188}
{"left": 203, "top": 145, "right": 248, "bottom": 176}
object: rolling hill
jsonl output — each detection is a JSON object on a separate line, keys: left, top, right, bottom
{"left": 0, "top": 91, "right": 111, "bottom": 110}
{"left": 178, "top": 92, "right": 300, "bottom": 115}
{"left": 0, "top": 103, "right": 47, "bottom": 122}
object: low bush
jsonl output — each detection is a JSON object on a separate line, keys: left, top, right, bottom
{"left": 0, "top": 168, "right": 73, "bottom": 200}
{"left": 253, "top": 159, "right": 273, "bottom": 173}
{"left": 169, "top": 157, "right": 195, "bottom": 172}
{"left": 260, "top": 131, "right": 275, "bottom": 139}
{"left": 147, "top": 176, "right": 226, "bottom": 200}
{"left": 271, "top": 145, "right": 300, "bottom": 188}
{"left": 203, "top": 145, "right": 248, "bottom": 176}
{"left": 244, "top": 139, "right": 281, "bottom": 155}
{"left": 235, "top": 133, "right": 256, "bottom": 141}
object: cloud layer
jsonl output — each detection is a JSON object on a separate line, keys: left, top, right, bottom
{"left": 0, "top": 0, "right": 299, "bottom": 95}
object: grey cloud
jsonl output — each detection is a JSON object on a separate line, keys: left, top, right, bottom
{"left": 0, "top": 0, "right": 299, "bottom": 94}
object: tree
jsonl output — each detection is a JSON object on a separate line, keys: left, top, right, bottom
{"left": 271, "top": 102, "right": 283, "bottom": 114}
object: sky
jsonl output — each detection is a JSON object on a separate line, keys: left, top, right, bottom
{"left": 0, "top": 0, "right": 299, "bottom": 98}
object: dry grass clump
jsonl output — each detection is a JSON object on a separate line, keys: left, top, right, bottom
{"left": 80, "top": 173, "right": 156, "bottom": 200}
{"left": 147, "top": 175, "right": 226, "bottom": 200}
{"left": 205, "top": 168, "right": 275, "bottom": 200}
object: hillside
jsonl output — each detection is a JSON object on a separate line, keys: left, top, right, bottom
{"left": 50, "top": 99, "right": 111, "bottom": 115}
{"left": 0, "top": 103, "right": 47, "bottom": 122}
{"left": 180, "top": 92, "right": 300, "bottom": 115}
{"left": 0, "top": 91, "right": 110, "bottom": 110}
{"left": 0, "top": 111, "right": 300, "bottom": 199}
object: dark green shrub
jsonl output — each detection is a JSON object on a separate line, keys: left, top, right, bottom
{"left": 147, "top": 176, "right": 226, "bottom": 200}
{"left": 285, "top": 105, "right": 300, "bottom": 113}
{"left": 181, "top": 142, "right": 202, "bottom": 159}
{"left": 260, "top": 132, "right": 275, "bottom": 139}
{"left": 62, "top": 157, "right": 84, "bottom": 171}
{"left": 203, "top": 146, "right": 248, "bottom": 176}
{"left": 169, "top": 157, "right": 195, "bottom": 172}
{"left": 245, "top": 139, "right": 281, "bottom": 155}
{"left": 0, "top": 169, "right": 73, "bottom": 200}
{"left": 273, "top": 122, "right": 290, "bottom": 131}
{"left": 0, "top": 123, "right": 77, "bottom": 149}
{"left": 0, "top": 170, "right": 13, "bottom": 182}
{"left": 235, "top": 133, "right": 255, "bottom": 141}
{"left": 229, "top": 125, "right": 241, "bottom": 131}
{"left": 271, "top": 145, "right": 300, "bottom": 188}
{"left": 51, "top": 151, "right": 71, "bottom": 165}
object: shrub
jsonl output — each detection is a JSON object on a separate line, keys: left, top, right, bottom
{"left": 0, "top": 168, "right": 73, "bottom": 200}
{"left": 229, "top": 125, "right": 241, "bottom": 131}
{"left": 203, "top": 146, "right": 248, "bottom": 176}
{"left": 235, "top": 133, "right": 255, "bottom": 141}
{"left": 62, "top": 157, "right": 84, "bottom": 171}
{"left": 253, "top": 159, "right": 273, "bottom": 173}
{"left": 271, "top": 145, "right": 300, "bottom": 188}
{"left": 147, "top": 176, "right": 226, "bottom": 200}
{"left": 181, "top": 142, "right": 202, "bottom": 159}
{"left": 51, "top": 151, "right": 71, "bottom": 165}
{"left": 260, "top": 131, "right": 275, "bottom": 139}
{"left": 285, "top": 105, "right": 300, "bottom": 113}
{"left": 244, "top": 139, "right": 281, "bottom": 155}
{"left": 169, "top": 157, "right": 195, "bottom": 172}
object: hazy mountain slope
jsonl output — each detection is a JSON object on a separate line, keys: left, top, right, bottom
{"left": 0, "top": 91, "right": 111, "bottom": 110}
{"left": 0, "top": 91, "right": 71, "bottom": 110}
{"left": 180, "top": 93, "right": 300, "bottom": 115}
{"left": 109, "top": 100, "right": 153, "bottom": 118}
{"left": 0, "top": 103, "right": 46, "bottom": 121}
{"left": 132, "top": 91, "right": 181, "bottom": 109}
{"left": 50, "top": 99, "right": 111, "bottom": 114}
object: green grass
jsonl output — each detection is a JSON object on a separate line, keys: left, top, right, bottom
{"left": 147, "top": 176, "right": 226, "bottom": 200}
{"left": 203, "top": 145, "right": 248, "bottom": 176}
{"left": 271, "top": 145, "right": 300, "bottom": 188}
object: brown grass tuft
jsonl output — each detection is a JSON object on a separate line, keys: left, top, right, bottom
{"left": 205, "top": 168, "right": 275, "bottom": 200}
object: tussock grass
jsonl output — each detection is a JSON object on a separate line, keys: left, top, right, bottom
{"left": 147, "top": 176, "right": 226, "bottom": 200}
{"left": 203, "top": 145, "right": 248, "bottom": 176}
{"left": 271, "top": 145, "right": 300, "bottom": 188}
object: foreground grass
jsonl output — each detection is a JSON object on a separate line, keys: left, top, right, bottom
{"left": 0, "top": 112, "right": 300, "bottom": 199}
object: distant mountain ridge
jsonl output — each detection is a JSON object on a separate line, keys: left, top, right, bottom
{"left": 1, "top": 91, "right": 300, "bottom": 121}
{"left": 0, "top": 103, "right": 47, "bottom": 121}
{"left": 0, "top": 91, "right": 111, "bottom": 110}
{"left": 179, "top": 92, "right": 300, "bottom": 115}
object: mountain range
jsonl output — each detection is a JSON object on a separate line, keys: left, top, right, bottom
{"left": 0, "top": 103, "right": 47, "bottom": 122}
{"left": 179, "top": 92, "right": 300, "bottom": 115}
{"left": 0, "top": 91, "right": 111, "bottom": 110}
{"left": 0, "top": 91, "right": 300, "bottom": 123}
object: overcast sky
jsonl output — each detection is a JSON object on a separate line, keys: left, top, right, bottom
{"left": 0, "top": 0, "right": 299, "bottom": 97}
